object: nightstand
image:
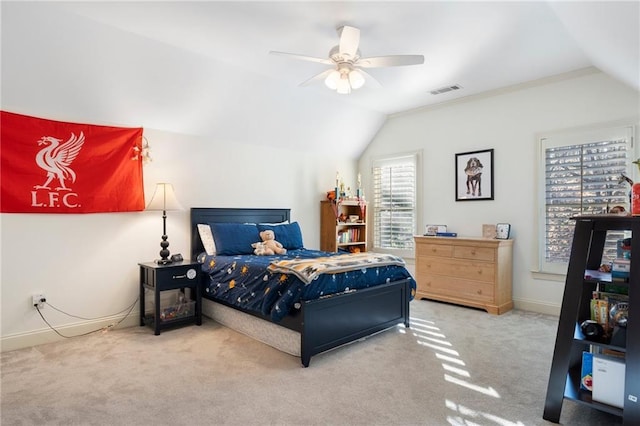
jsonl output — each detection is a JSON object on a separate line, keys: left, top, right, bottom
{"left": 139, "top": 260, "right": 202, "bottom": 335}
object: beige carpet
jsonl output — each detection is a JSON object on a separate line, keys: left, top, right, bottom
{"left": 1, "top": 299, "right": 622, "bottom": 425}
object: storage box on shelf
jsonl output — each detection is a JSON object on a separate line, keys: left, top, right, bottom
{"left": 320, "top": 199, "right": 367, "bottom": 253}
{"left": 543, "top": 215, "right": 639, "bottom": 425}
{"left": 149, "top": 292, "right": 196, "bottom": 322}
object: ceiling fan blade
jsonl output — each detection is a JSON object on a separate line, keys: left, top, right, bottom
{"left": 357, "top": 55, "right": 425, "bottom": 68}
{"left": 299, "top": 68, "right": 334, "bottom": 87}
{"left": 338, "top": 26, "right": 360, "bottom": 57}
{"left": 357, "top": 68, "right": 382, "bottom": 88}
{"left": 269, "top": 51, "right": 334, "bottom": 65}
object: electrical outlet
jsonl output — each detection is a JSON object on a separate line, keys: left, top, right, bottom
{"left": 32, "top": 293, "right": 46, "bottom": 309}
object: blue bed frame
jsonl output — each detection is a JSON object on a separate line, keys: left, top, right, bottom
{"left": 190, "top": 207, "right": 411, "bottom": 367}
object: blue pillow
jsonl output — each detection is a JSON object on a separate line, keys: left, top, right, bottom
{"left": 209, "top": 223, "right": 260, "bottom": 255}
{"left": 257, "top": 221, "right": 304, "bottom": 250}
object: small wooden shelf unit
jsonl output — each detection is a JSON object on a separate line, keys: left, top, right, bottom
{"left": 320, "top": 200, "right": 367, "bottom": 253}
{"left": 413, "top": 236, "right": 513, "bottom": 314}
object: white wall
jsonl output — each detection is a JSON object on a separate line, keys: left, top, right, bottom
{"left": 0, "top": 2, "right": 362, "bottom": 351}
{"left": 359, "top": 70, "right": 640, "bottom": 314}
{"left": 0, "top": 127, "right": 355, "bottom": 350}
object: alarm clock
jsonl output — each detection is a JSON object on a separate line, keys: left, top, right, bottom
{"left": 496, "top": 223, "right": 511, "bottom": 239}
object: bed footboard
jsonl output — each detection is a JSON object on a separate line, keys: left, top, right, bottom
{"left": 300, "top": 279, "right": 411, "bottom": 367}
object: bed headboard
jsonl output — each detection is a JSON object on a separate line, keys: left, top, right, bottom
{"left": 190, "top": 207, "right": 291, "bottom": 260}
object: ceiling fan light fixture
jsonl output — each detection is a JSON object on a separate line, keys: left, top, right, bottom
{"left": 349, "top": 69, "right": 365, "bottom": 90}
{"left": 336, "top": 74, "right": 351, "bottom": 94}
{"left": 324, "top": 70, "right": 340, "bottom": 90}
{"left": 271, "top": 25, "right": 424, "bottom": 94}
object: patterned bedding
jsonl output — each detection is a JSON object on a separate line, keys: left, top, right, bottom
{"left": 197, "top": 249, "right": 416, "bottom": 322}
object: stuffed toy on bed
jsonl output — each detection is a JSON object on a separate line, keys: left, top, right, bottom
{"left": 251, "top": 241, "right": 268, "bottom": 256}
{"left": 252, "top": 230, "right": 287, "bottom": 255}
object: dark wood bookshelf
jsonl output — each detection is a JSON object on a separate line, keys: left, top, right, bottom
{"left": 543, "top": 215, "right": 639, "bottom": 425}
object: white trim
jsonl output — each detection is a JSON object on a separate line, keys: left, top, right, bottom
{"left": 531, "top": 270, "right": 566, "bottom": 283}
{"left": 513, "top": 298, "right": 561, "bottom": 317}
{"left": 1, "top": 314, "right": 139, "bottom": 353}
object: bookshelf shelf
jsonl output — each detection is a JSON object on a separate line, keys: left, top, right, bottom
{"left": 543, "top": 215, "right": 639, "bottom": 425}
{"left": 320, "top": 200, "right": 367, "bottom": 253}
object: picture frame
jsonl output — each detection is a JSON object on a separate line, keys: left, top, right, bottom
{"left": 482, "top": 224, "right": 496, "bottom": 239}
{"left": 455, "top": 149, "right": 494, "bottom": 201}
{"left": 425, "top": 224, "right": 447, "bottom": 236}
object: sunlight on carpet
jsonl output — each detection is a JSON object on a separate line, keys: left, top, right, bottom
{"left": 408, "top": 315, "right": 526, "bottom": 426}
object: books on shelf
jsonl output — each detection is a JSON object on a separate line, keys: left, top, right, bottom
{"left": 580, "top": 348, "right": 626, "bottom": 405}
{"left": 580, "top": 352, "right": 593, "bottom": 392}
{"left": 580, "top": 251, "right": 630, "bottom": 407}
{"left": 337, "top": 227, "right": 362, "bottom": 244}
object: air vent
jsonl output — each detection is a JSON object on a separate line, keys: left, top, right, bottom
{"left": 430, "top": 84, "right": 462, "bottom": 95}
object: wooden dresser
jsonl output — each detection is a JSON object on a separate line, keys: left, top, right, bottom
{"left": 414, "top": 236, "right": 514, "bottom": 314}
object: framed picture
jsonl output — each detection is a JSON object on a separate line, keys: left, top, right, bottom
{"left": 455, "top": 149, "right": 494, "bottom": 201}
{"left": 425, "top": 224, "right": 447, "bottom": 236}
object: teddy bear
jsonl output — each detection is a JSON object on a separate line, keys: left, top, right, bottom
{"left": 251, "top": 241, "right": 268, "bottom": 256}
{"left": 252, "top": 229, "right": 287, "bottom": 255}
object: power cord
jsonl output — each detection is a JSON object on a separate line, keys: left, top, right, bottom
{"left": 34, "top": 296, "right": 139, "bottom": 339}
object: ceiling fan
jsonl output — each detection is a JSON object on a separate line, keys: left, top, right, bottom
{"left": 269, "top": 25, "right": 424, "bottom": 94}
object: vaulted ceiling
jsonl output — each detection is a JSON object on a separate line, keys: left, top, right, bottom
{"left": 2, "top": 1, "right": 638, "bottom": 158}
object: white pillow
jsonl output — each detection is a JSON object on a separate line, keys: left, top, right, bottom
{"left": 197, "top": 224, "right": 216, "bottom": 255}
{"left": 259, "top": 220, "right": 290, "bottom": 225}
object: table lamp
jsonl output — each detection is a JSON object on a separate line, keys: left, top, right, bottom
{"left": 146, "top": 183, "right": 183, "bottom": 264}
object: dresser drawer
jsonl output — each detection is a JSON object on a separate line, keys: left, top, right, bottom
{"left": 142, "top": 264, "right": 200, "bottom": 289}
{"left": 453, "top": 246, "right": 495, "bottom": 262}
{"left": 157, "top": 265, "right": 199, "bottom": 286}
{"left": 415, "top": 243, "right": 453, "bottom": 258}
{"left": 418, "top": 275, "right": 494, "bottom": 303}
{"left": 416, "top": 257, "right": 495, "bottom": 283}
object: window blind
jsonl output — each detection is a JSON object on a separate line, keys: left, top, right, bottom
{"left": 544, "top": 138, "right": 630, "bottom": 264}
{"left": 372, "top": 155, "right": 417, "bottom": 250}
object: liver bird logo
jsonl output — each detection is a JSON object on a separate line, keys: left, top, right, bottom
{"left": 34, "top": 132, "right": 85, "bottom": 191}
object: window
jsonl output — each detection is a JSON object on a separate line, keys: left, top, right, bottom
{"left": 538, "top": 125, "right": 635, "bottom": 275}
{"left": 372, "top": 152, "right": 419, "bottom": 255}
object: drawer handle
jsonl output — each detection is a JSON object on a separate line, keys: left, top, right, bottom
{"left": 172, "top": 274, "right": 187, "bottom": 279}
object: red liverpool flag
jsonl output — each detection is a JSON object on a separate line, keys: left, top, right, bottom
{"left": 1, "top": 111, "right": 145, "bottom": 213}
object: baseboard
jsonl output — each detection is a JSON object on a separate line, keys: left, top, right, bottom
{"left": 1, "top": 315, "right": 139, "bottom": 353}
{"left": 513, "top": 298, "right": 561, "bottom": 316}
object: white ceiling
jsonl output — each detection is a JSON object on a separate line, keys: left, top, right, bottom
{"left": 3, "top": 1, "right": 639, "bottom": 158}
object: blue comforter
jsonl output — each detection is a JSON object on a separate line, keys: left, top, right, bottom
{"left": 197, "top": 249, "right": 416, "bottom": 322}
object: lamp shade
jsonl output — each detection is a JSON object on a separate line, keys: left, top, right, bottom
{"left": 349, "top": 69, "right": 365, "bottom": 89}
{"left": 336, "top": 74, "right": 351, "bottom": 95}
{"left": 324, "top": 70, "right": 341, "bottom": 90}
{"left": 146, "top": 183, "right": 183, "bottom": 211}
